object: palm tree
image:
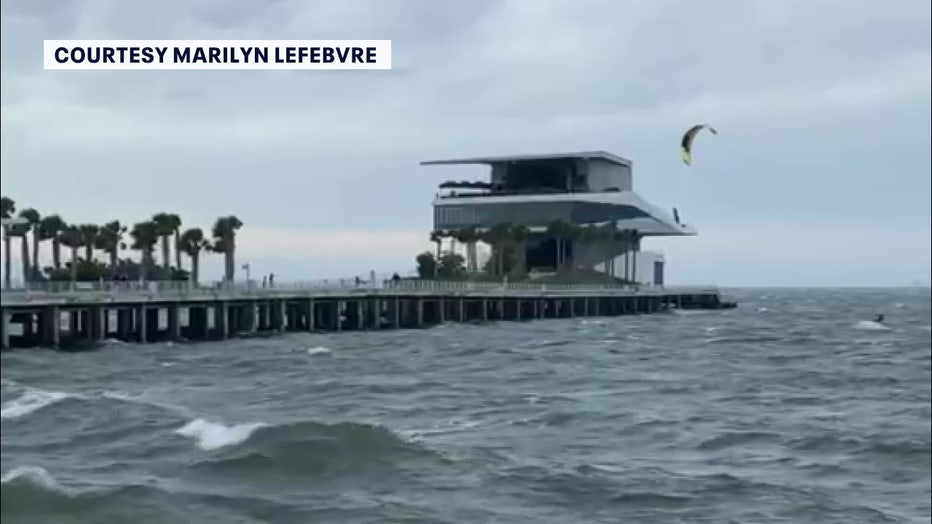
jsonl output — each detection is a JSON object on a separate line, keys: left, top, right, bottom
{"left": 510, "top": 224, "right": 530, "bottom": 274}
{"left": 429, "top": 230, "right": 444, "bottom": 277}
{"left": 626, "top": 229, "right": 640, "bottom": 284}
{"left": 178, "top": 227, "right": 209, "bottom": 285}
{"left": 485, "top": 222, "right": 514, "bottom": 276}
{"left": 152, "top": 213, "right": 182, "bottom": 269}
{"left": 547, "top": 220, "right": 574, "bottom": 270}
{"left": 57, "top": 225, "right": 83, "bottom": 282}
{"left": 130, "top": 221, "right": 159, "bottom": 276}
{"left": 211, "top": 215, "right": 244, "bottom": 282}
{"left": 38, "top": 215, "right": 67, "bottom": 270}
{"left": 454, "top": 227, "right": 480, "bottom": 272}
{"left": 18, "top": 208, "right": 41, "bottom": 280}
{"left": 577, "top": 224, "right": 600, "bottom": 271}
{"left": 94, "top": 220, "right": 127, "bottom": 269}
{"left": 601, "top": 221, "right": 618, "bottom": 277}
{"left": 78, "top": 224, "right": 100, "bottom": 263}
{"left": 1, "top": 196, "right": 15, "bottom": 288}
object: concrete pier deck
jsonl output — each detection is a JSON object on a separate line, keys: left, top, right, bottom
{"left": 0, "top": 280, "right": 735, "bottom": 350}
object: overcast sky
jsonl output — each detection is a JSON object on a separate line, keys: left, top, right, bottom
{"left": 2, "top": 0, "right": 930, "bottom": 286}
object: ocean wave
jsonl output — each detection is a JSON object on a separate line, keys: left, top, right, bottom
{"left": 1, "top": 389, "right": 73, "bottom": 420}
{"left": 1, "top": 466, "right": 64, "bottom": 492}
{"left": 0, "top": 468, "right": 299, "bottom": 523}
{"left": 101, "top": 390, "right": 193, "bottom": 417}
{"left": 176, "top": 418, "right": 268, "bottom": 451}
{"left": 695, "top": 431, "right": 781, "bottom": 451}
{"left": 853, "top": 320, "right": 891, "bottom": 331}
{"left": 306, "top": 346, "right": 332, "bottom": 355}
{"left": 186, "top": 419, "right": 445, "bottom": 478}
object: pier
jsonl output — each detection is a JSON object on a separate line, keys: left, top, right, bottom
{"left": 0, "top": 280, "right": 734, "bottom": 350}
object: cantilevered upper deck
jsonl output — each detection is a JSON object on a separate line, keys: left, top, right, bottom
{"left": 422, "top": 150, "right": 695, "bottom": 237}
{"left": 423, "top": 150, "right": 634, "bottom": 195}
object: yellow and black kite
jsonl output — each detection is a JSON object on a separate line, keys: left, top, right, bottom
{"left": 680, "top": 124, "right": 717, "bottom": 166}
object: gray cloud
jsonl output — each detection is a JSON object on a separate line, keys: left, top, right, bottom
{"left": 1, "top": 0, "right": 929, "bottom": 283}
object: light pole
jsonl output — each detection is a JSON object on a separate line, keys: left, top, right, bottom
{"left": 242, "top": 262, "right": 251, "bottom": 289}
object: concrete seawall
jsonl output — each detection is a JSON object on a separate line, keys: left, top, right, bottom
{"left": 1, "top": 280, "right": 735, "bottom": 350}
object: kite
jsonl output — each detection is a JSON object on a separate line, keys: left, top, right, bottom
{"left": 681, "top": 124, "right": 717, "bottom": 166}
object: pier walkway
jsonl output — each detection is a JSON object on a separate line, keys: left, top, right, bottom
{"left": 1, "top": 280, "right": 734, "bottom": 350}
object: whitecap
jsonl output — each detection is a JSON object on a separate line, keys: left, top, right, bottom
{"left": 756, "top": 307, "right": 769, "bottom": 313}
{"left": 400, "top": 418, "right": 482, "bottom": 439}
{"left": 1, "top": 466, "right": 64, "bottom": 492}
{"left": 307, "top": 346, "right": 332, "bottom": 355}
{"left": 853, "top": 320, "right": 891, "bottom": 331}
{"left": 175, "top": 418, "right": 266, "bottom": 451}
{"left": 1, "top": 389, "right": 71, "bottom": 420}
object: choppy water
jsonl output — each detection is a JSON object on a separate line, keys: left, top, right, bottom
{"left": 2, "top": 288, "right": 930, "bottom": 523}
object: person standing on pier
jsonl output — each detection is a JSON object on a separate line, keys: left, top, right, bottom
{"left": 268, "top": 273, "right": 275, "bottom": 288}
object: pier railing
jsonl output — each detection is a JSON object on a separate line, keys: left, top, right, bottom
{"left": 0, "top": 279, "right": 719, "bottom": 304}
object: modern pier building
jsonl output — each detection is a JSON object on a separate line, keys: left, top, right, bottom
{"left": 425, "top": 151, "right": 693, "bottom": 286}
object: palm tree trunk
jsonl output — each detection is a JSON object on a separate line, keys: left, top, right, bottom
{"left": 192, "top": 252, "right": 200, "bottom": 285}
{"left": 554, "top": 238, "right": 561, "bottom": 270}
{"left": 161, "top": 236, "right": 171, "bottom": 268}
{"left": 631, "top": 236, "right": 639, "bottom": 285}
{"left": 31, "top": 233, "right": 40, "bottom": 279}
{"left": 70, "top": 247, "right": 78, "bottom": 282}
{"left": 109, "top": 250, "right": 118, "bottom": 269}
{"left": 224, "top": 243, "right": 236, "bottom": 281}
{"left": 519, "top": 241, "right": 527, "bottom": 273}
{"left": 141, "top": 250, "right": 153, "bottom": 279}
{"left": 497, "top": 244, "right": 504, "bottom": 276}
{"left": 4, "top": 235, "right": 12, "bottom": 288}
{"left": 174, "top": 230, "right": 182, "bottom": 270}
{"left": 52, "top": 240, "right": 62, "bottom": 269}
{"left": 84, "top": 243, "right": 93, "bottom": 263}
{"left": 21, "top": 236, "right": 31, "bottom": 283}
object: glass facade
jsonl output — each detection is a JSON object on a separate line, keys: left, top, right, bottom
{"left": 433, "top": 201, "right": 649, "bottom": 230}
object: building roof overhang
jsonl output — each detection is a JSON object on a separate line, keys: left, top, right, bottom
{"left": 420, "top": 150, "right": 632, "bottom": 168}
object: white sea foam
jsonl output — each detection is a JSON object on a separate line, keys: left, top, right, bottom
{"left": 672, "top": 309, "right": 705, "bottom": 316}
{"left": 307, "top": 346, "right": 332, "bottom": 355}
{"left": 175, "top": 418, "right": 266, "bottom": 451}
{"left": 853, "top": 320, "right": 891, "bottom": 331}
{"left": 401, "top": 418, "right": 482, "bottom": 439}
{"left": 1, "top": 389, "right": 71, "bottom": 420}
{"left": 1, "top": 465, "right": 64, "bottom": 492}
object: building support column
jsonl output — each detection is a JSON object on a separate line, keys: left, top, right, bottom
{"left": 1, "top": 308, "right": 10, "bottom": 350}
